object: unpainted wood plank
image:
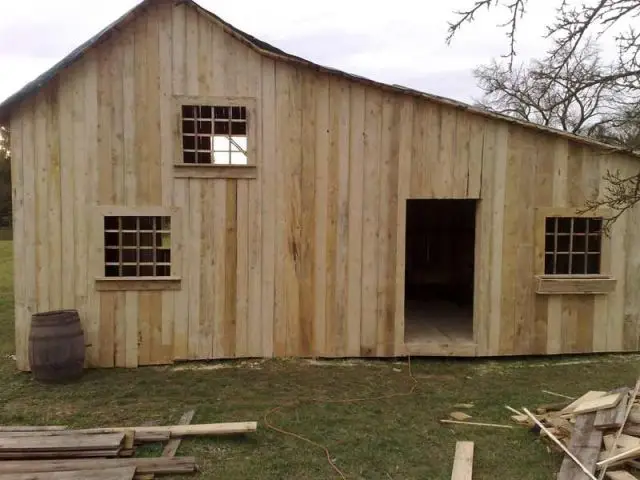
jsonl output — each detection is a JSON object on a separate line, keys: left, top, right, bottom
{"left": 187, "top": 179, "right": 202, "bottom": 359}
{"left": 58, "top": 72, "right": 76, "bottom": 310}
{"left": 546, "top": 138, "right": 569, "bottom": 354}
{"left": 0, "top": 457, "right": 197, "bottom": 475}
{"left": 380, "top": 95, "right": 400, "bottom": 356}
{"left": 171, "top": 1, "right": 188, "bottom": 361}
{"left": 0, "top": 466, "right": 136, "bottom": 480}
{"left": 235, "top": 180, "right": 250, "bottom": 357}
{"left": 557, "top": 412, "right": 603, "bottom": 480}
{"left": 605, "top": 470, "right": 639, "bottom": 480}
{"left": 467, "top": 115, "right": 485, "bottom": 198}
{"left": 325, "top": 77, "right": 348, "bottom": 356}
{"left": 487, "top": 123, "right": 508, "bottom": 355}
{"left": 162, "top": 409, "right": 196, "bottom": 457}
{"left": 113, "top": 291, "right": 127, "bottom": 368}
{"left": 561, "top": 391, "right": 608, "bottom": 415}
{"left": 333, "top": 79, "right": 350, "bottom": 357}
{"left": 158, "top": 1, "right": 175, "bottom": 353}
{"left": 393, "top": 98, "right": 414, "bottom": 354}
{"left": 596, "top": 389, "right": 630, "bottom": 430}
{"left": 223, "top": 180, "right": 238, "bottom": 357}
{"left": 20, "top": 102, "right": 37, "bottom": 369}
{"left": 137, "top": 292, "right": 152, "bottom": 366}
{"left": 451, "top": 109, "right": 470, "bottom": 198}
{"left": 281, "top": 67, "right": 303, "bottom": 357}
{"left": 360, "top": 87, "right": 382, "bottom": 356}
{"left": 450, "top": 441, "right": 474, "bottom": 480}
{"left": 33, "top": 93, "right": 49, "bottom": 315}
{"left": 0, "top": 433, "right": 124, "bottom": 452}
{"left": 198, "top": 180, "right": 215, "bottom": 359}
{"left": 345, "top": 84, "right": 365, "bottom": 356}
{"left": 572, "top": 393, "right": 624, "bottom": 415}
{"left": 260, "top": 57, "right": 277, "bottom": 357}
{"left": 298, "top": 72, "right": 318, "bottom": 356}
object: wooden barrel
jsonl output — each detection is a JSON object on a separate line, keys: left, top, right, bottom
{"left": 28, "top": 310, "right": 85, "bottom": 383}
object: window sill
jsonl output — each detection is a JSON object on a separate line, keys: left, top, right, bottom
{"left": 95, "top": 277, "right": 182, "bottom": 291}
{"left": 173, "top": 164, "right": 257, "bottom": 179}
{"left": 535, "top": 275, "right": 616, "bottom": 295}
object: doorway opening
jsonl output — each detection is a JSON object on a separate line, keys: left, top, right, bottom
{"left": 404, "top": 199, "right": 476, "bottom": 345}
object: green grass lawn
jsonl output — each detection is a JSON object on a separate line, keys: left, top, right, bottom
{"left": 0, "top": 240, "right": 638, "bottom": 479}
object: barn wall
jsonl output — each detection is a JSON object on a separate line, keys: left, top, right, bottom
{"left": 9, "top": 0, "right": 640, "bottom": 369}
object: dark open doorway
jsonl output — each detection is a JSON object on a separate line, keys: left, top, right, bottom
{"left": 404, "top": 199, "right": 476, "bottom": 345}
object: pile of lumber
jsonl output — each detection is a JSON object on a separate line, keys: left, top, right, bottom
{"left": 0, "top": 416, "right": 257, "bottom": 479}
{"left": 509, "top": 380, "right": 640, "bottom": 479}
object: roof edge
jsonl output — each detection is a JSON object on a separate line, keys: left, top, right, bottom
{"left": 1, "top": 0, "right": 638, "bottom": 160}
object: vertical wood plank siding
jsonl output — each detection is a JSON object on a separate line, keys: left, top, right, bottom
{"left": 9, "top": 1, "right": 640, "bottom": 369}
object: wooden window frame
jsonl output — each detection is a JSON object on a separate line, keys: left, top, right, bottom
{"left": 94, "top": 206, "right": 182, "bottom": 291}
{"left": 173, "top": 95, "right": 258, "bottom": 179}
{"left": 534, "top": 207, "right": 616, "bottom": 295}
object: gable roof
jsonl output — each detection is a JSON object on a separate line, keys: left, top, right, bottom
{"left": 0, "top": 0, "right": 638, "bottom": 159}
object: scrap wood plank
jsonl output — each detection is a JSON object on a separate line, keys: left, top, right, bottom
{"left": 0, "top": 433, "right": 125, "bottom": 452}
{"left": 439, "top": 419, "right": 514, "bottom": 429}
{"left": 64, "top": 421, "right": 256, "bottom": 437}
{"left": 605, "top": 472, "right": 639, "bottom": 480}
{"left": 0, "top": 449, "right": 121, "bottom": 460}
{"left": 561, "top": 392, "right": 608, "bottom": 415}
{"left": 0, "top": 427, "right": 68, "bottom": 432}
{"left": 522, "top": 408, "right": 597, "bottom": 480}
{"left": 0, "top": 430, "right": 169, "bottom": 444}
{"left": 598, "top": 379, "right": 640, "bottom": 480}
{"left": 603, "top": 434, "right": 640, "bottom": 452}
{"left": 450, "top": 441, "right": 473, "bottom": 480}
{"left": 557, "top": 413, "right": 603, "bottom": 480}
{"left": 162, "top": 409, "right": 196, "bottom": 457}
{"left": 596, "top": 389, "right": 630, "bottom": 430}
{"left": 573, "top": 393, "right": 625, "bottom": 416}
{"left": 0, "top": 457, "right": 197, "bottom": 475}
{"left": 0, "top": 466, "right": 136, "bottom": 480}
{"left": 597, "top": 445, "right": 640, "bottom": 469}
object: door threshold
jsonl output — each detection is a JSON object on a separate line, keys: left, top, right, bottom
{"left": 402, "top": 341, "right": 478, "bottom": 357}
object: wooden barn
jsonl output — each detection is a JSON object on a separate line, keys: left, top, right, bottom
{"left": 1, "top": 0, "right": 639, "bottom": 371}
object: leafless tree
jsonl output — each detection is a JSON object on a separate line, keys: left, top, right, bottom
{"left": 447, "top": 0, "right": 640, "bottom": 228}
{"left": 474, "top": 40, "right": 624, "bottom": 135}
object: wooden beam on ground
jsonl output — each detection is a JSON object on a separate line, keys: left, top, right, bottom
{"left": 560, "top": 392, "right": 608, "bottom": 415}
{"left": 162, "top": 409, "right": 196, "bottom": 457}
{"left": 450, "top": 441, "right": 473, "bottom": 480}
{"left": 0, "top": 466, "right": 136, "bottom": 479}
{"left": 522, "top": 408, "right": 598, "bottom": 480}
{"left": 0, "top": 433, "right": 125, "bottom": 453}
{"left": 0, "top": 430, "right": 169, "bottom": 444}
{"left": 557, "top": 412, "right": 603, "bottom": 480}
{"left": 0, "top": 427, "right": 68, "bottom": 432}
{"left": 0, "top": 457, "right": 197, "bottom": 475}
{"left": 62, "top": 422, "right": 256, "bottom": 438}
{"left": 439, "top": 419, "right": 514, "bottom": 429}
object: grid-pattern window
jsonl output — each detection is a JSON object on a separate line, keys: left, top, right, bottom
{"left": 544, "top": 216, "right": 603, "bottom": 275}
{"left": 104, "top": 216, "right": 171, "bottom": 277}
{"left": 181, "top": 105, "right": 248, "bottom": 165}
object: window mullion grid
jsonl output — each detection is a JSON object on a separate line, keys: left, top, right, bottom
{"left": 568, "top": 218, "right": 574, "bottom": 274}
{"left": 118, "top": 216, "right": 123, "bottom": 277}
{"left": 553, "top": 218, "right": 558, "bottom": 275}
{"left": 584, "top": 218, "right": 590, "bottom": 273}
{"left": 136, "top": 217, "right": 140, "bottom": 277}
{"left": 152, "top": 218, "right": 157, "bottom": 277}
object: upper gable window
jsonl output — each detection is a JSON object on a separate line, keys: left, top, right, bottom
{"left": 181, "top": 104, "right": 248, "bottom": 165}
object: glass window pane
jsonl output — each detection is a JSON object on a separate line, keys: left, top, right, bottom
{"left": 230, "top": 152, "right": 248, "bottom": 165}
{"left": 214, "top": 136, "right": 231, "bottom": 151}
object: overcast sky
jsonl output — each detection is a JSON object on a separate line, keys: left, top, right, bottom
{"left": 0, "top": 0, "right": 621, "bottom": 105}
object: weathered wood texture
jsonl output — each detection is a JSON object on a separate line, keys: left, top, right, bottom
{"left": 8, "top": 1, "right": 640, "bottom": 368}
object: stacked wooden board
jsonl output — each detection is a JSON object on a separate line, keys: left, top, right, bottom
{"left": 509, "top": 381, "right": 640, "bottom": 479}
{"left": 0, "top": 418, "right": 257, "bottom": 479}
